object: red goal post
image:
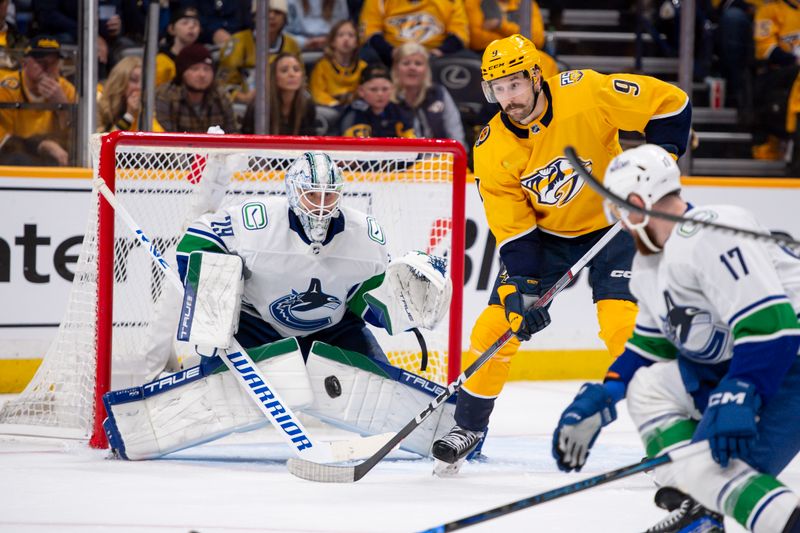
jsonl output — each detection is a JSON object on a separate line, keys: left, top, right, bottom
{"left": 0, "top": 132, "right": 467, "bottom": 449}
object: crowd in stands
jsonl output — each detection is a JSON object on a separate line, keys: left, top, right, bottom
{"left": 0, "top": 1, "right": 798, "bottom": 172}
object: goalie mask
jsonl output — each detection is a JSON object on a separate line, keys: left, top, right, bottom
{"left": 603, "top": 144, "right": 681, "bottom": 253}
{"left": 285, "top": 152, "right": 344, "bottom": 248}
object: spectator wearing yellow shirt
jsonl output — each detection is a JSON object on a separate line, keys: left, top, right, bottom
{"left": 0, "top": 36, "right": 76, "bottom": 166}
{"left": 751, "top": 0, "right": 800, "bottom": 161}
{"left": 310, "top": 20, "right": 367, "bottom": 106}
{"left": 0, "top": 0, "right": 27, "bottom": 69}
{"left": 155, "top": 7, "right": 202, "bottom": 88}
{"left": 359, "top": 0, "right": 470, "bottom": 66}
{"left": 217, "top": 0, "right": 301, "bottom": 104}
{"left": 466, "top": 0, "right": 545, "bottom": 52}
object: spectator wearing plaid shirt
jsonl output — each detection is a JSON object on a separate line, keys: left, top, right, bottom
{"left": 155, "top": 43, "right": 238, "bottom": 133}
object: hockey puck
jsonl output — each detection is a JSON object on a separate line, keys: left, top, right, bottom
{"left": 324, "top": 376, "right": 342, "bottom": 398}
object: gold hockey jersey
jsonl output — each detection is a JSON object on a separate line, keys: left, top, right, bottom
{"left": 359, "top": 0, "right": 469, "bottom": 50}
{"left": 754, "top": 0, "right": 800, "bottom": 60}
{"left": 309, "top": 56, "right": 367, "bottom": 106}
{"left": 474, "top": 69, "right": 690, "bottom": 269}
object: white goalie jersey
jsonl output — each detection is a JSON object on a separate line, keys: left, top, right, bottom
{"left": 176, "top": 196, "right": 390, "bottom": 338}
{"left": 628, "top": 204, "right": 800, "bottom": 366}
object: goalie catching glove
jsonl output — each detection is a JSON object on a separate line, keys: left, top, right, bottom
{"left": 497, "top": 276, "right": 551, "bottom": 341}
{"left": 364, "top": 251, "right": 452, "bottom": 334}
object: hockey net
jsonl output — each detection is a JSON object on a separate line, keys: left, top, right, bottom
{"left": 0, "top": 132, "right": 466, "bottom": 447}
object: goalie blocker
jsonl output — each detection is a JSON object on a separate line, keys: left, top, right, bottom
{"left": 103, "top": 340, "right": 455, "bottom": 460}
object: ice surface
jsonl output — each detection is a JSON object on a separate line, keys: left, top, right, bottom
{"left": 1, "top": 382, "right": 797, "bottom": 532}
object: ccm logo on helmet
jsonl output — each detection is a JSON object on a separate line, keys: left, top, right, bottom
{"left": 610, "top": 270, "right": 632, "bottom": 278}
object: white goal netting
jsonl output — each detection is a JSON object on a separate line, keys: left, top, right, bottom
{"left": 0, "top": 133, "right": 466, "bottom": 446}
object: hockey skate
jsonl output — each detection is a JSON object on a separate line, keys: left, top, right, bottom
{"left": 431, "top": 425, "right": 484, "bottom": 476}
{"left": 643, "top": 487, "right": 725, "bottom": 533}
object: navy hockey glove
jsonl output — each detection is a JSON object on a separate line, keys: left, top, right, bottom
{"left": 498, "top": 276, "right": 550, "bottom": 341}
{"left": 552, "top": 383, "right": 617, "bottom": 472}
{"left": 696, "top": 378, "right": 761, "bottom": 468}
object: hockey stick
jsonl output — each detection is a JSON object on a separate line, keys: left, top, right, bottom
{"left": 564, "top": 146, "right": 800, "bottom": 251}
{"left": 418, "top": 441, "right": 709, "bottom": 532}
{"left": 94, "top": 178, "right": 393, "bottom": 464}
{"left": 287, "top": 221, "right": 624, "bottom": 483}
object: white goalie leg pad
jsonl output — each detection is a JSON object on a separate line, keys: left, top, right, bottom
{"left": 302, "top": 341, "right": 456, "bottom": 456}
{"left": 103, "top": 338, "right": 312, "bottom": 460}
{"left": 177, "top": 251, "right": 244, "bottom": 349}
{"left": 363, "top": 251, "right": 453, "bottom": 334}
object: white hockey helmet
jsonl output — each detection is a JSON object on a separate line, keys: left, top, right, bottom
{"left": 285, "top": 152, "right": 344, "bottom": 247}
{"left": 603, "top": 144, "right": 681, "bottom": 252}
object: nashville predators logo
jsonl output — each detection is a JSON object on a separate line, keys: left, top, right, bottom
{"left": 386, "top": 13, "right": 443, "bottom": 44}
{"left": 474, "top": 125, "right": 490, "bottom": 147}
{"left": 521, "top": 156, "right": 592, "bottom": 207}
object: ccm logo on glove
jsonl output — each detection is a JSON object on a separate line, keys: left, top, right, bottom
{"left": 708, "top": 390, "right": 747, "bottom": 407}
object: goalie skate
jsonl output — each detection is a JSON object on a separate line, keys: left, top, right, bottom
{"left": 643, "top": 487, "right": 725, "bottom": 533}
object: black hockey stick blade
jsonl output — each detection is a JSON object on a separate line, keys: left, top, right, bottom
{"left": 418, "top": 442, "right": 709, "bottom": 532}
{"left": 288, "top": 220, "right": 624, "bottom": 483}
{"left": 563, "top": 146, "right": 800, "bottom": 250}
{"left": 287, "top": 328, "right": 517, "bottom": 483}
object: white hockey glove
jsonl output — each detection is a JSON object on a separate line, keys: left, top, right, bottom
{"left": 364, "top": 251, "right": 452, "bottom": 334}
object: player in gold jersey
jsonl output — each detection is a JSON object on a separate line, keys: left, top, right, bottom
{"left": 431, "top": 34, "right": 692, "bottom": 474}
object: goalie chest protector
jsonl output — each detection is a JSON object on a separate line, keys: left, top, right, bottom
{"left": 181, "top": 197, "right": 389, "bottom": 338}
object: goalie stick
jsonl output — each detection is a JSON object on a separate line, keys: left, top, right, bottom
{"left": 287, "top": 221, "right": 624, "bottom": 483}
{"left": 419, "top": 441, "right": 709, "bottom": 532}
{"left": 564, "top": 146, "right": 800, "bottom": 252}
{"left": 94, "top": 177, "right": 393, "bottom": 464}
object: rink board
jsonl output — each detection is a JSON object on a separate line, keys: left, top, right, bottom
{"left": 2, "top": 167, "right": 800, "bottom": 391}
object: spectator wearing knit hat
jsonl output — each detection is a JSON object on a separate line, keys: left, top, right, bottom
{"left": 217, "top": 0, "right": 301, "bottom": 104}
{"left": 155, "top": 7, "right": 202, "bottom": 87}
{"left": 155, "top": 43, "right": 238, "bottom": 133}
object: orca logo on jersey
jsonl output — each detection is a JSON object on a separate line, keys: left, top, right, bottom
{"left": 662, "top": 291, "right": 730, "bottom": 363}
{"left": 269, "top": 278, "right": 342, "bottom": 331}
{"left": 521, "top": 156, "right": 592, "bottom": 207}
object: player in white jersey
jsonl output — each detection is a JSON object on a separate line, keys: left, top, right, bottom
{"left": 175, "top": 151, "right": 446, "bottom": 360}
{"left": 101, "top": 152, "right": 456, "bottom": 461}
{"left": 551, "top": 144, "right": 800, "bottom": 533}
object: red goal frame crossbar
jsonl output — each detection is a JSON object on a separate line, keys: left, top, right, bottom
{"left": 92, "top": 131, "right": 468, "bottom": 448}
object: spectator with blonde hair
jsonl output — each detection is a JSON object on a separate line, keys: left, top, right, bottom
{"left": 97, "top": 56, "right": 164, "bottom": 132}
{"left": 392, "top": 42, "right": 465, "bottom": 149}
{"left": 241, "top": 52, "right": 316, "bottom": 135}
{"left": 309, "top": 19, "right": 366, "bottom": 107}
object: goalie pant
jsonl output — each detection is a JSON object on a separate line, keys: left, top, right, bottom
{"left": 103, "top": 338, "right": 455, "bottom": 460}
